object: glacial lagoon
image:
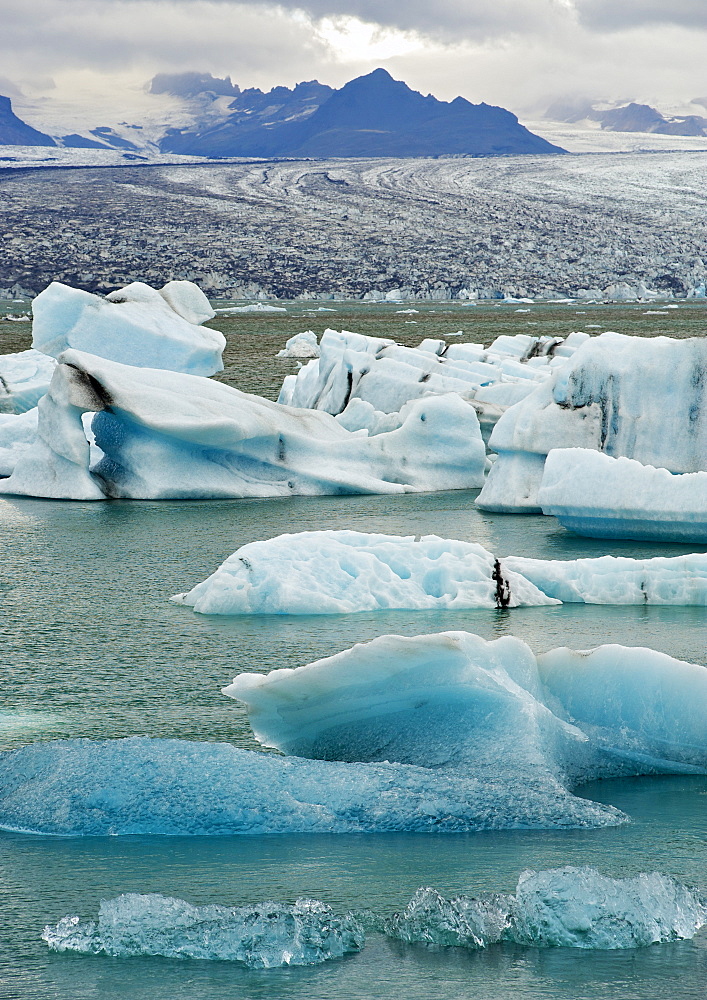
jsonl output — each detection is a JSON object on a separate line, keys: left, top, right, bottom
{"left": 1, "top": 302, "right": 706, "bottom": 998}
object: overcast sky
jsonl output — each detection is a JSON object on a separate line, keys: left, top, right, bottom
{"left": 3, "top": 0, "right": 707, "bottom": 115}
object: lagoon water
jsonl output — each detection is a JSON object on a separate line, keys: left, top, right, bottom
{"left": 1, "top": 303, "right": 707, "bottom": 998}
{"left": 1, "top": 489, "right": 707, "bottom": 1000}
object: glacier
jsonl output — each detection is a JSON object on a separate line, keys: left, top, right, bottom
{"left": 31, "top": 279, "right": 225, "bottom": 376}
{"left": 537, "top": 449, "right": 707, "bottom": 542}
{"left": 477, "top": 332, "right": 707, "bottom": 512}
{"left": 386, "top": 869, "right": 706, "bottom": 950}
{"left": 173, "top": 530, "right": 558, "bottom": 615}
{"left": 43, "top": 895, "right": 364, "bottom": 967}
{"left": 0, "top": 350, "right": 486, "bottom": 500}
{"left": 175, "top": 529, "right": 707, "bottom": 614}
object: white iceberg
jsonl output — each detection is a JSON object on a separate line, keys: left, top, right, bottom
{"left": 31, "top": 280, "right": 224, "bottom": 376}
{"left": 478, "top": 332, "right": 707, "bottom": 512}
{"left": 536, "top": 449, "right": 707, "bottom": 542}
{"left": 506, "top": 549, "right": 707, "bottom": 605}
{"left": 0, "top": 351, "right": 486, "bottom": 500}
{"left": 224, "top": 630, "right": 707, "bottom": 779}
{"left": 278, "top": 330, "right": 582, "bottom": 431}
{"left": 217, "top": 302, "right": 286, "bottom": 314}
{"left": 0, "top": 349, "right": 56, "bottom": 414}
{"left": 0, "top": 408, "right": 39, "bottom": 477}
{"left": 43, "top": 895, "right": 364, "bottom": 967}
{"left": 174, "top": 530, "right": 558, "bottom": 615}
{"left": 276, "top": 331, "right": 320, "bottom": 359}
{"left": 387, "top": 869, "right": 706, "bottom": 949}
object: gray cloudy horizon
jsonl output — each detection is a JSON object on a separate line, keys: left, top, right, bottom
{"left": 2, "top": 0, "right": 707, "bottom": 116}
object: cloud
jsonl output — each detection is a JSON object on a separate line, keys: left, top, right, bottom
{"left": 576, "top": 0, "right": 707, "bottom": 31}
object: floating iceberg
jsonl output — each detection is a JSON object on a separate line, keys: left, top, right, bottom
{"left": 0, "top": 349, "right": 56, "bottom": 414}
{"left": 176, "top": 529, "right": 707, "bottom": 614}
{"left": 0, "top": 351, "right": 486, "bottom": 500}
{"left": 43, "top": 895, "right": 364, "bottom": 967}
{"left": 276, "top": 331, "right": 320, "bottom": 358}
{"left": 217, "top": 302, "right": 286, "bottom": 314}
{"left": 0, "top": 408, "right": 39, "bottom": 477}
{"left": 506, "top": 550, "right": 707, "bottom": 605}
{"left": 4, "top": 629, "right": 707, "bottom": 837}
{"left": 386, "top": 869, "right": 706, "bottom": 950}
{"left": 278, "top": 330, "right": 586, "bottom": 436}
{"left": 0, "top": 733, "right": 620, "bottom": 836}
{"left": 173, "top": 530, "right": 558, "bottom": 615}
{"left": 477, "top": 332, "right": 707, "bottom": 512}
{"left": 31, "top": 280, "right": 224, "bottom": 376}
{"left": 224, "top": 631, "right": 707, "bottom": 780}
{"left": 536, "top": 449, "right": 707, "bottom": 542}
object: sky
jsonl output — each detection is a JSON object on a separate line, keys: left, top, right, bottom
{"left": 2, "top": 0, "right": 707, "bottom": 116}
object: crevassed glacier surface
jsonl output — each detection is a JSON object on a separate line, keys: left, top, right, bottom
{"left": 42, "top": 894, "right": 364, "bottom": 967}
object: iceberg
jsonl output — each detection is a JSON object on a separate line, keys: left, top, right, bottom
{"left": 224, "top": 630, "right": 707, "bottom": 780}
{"left": 477, "top": 332, "right": 707, "bottom": 512}
{"left": 0, "top": 351, "right": 486, "bottom": 500}
{"left": 536, "top": 449, "right": 707, "bottom": 542}
{"left": 387, "top": 869, "right": 706, "bottom": 949}
{"left": 276, "top": 331, "right": 320, "bottom": 358}
{"left": 31, "top": 280, "right": 224, "bottom": 376}
{"left": 506, "top": 550, "right": 707, "bottom": 605}
{"left": 175, "top": 529, "right": 706, "bottom": 614}
{"left": 0, "top": 733, "right": 621, "bottom": 836}
{"left": 4, "top": 629, "right": 707, "bottom": 837}
{"left": 0, "top": 408, "right": 39, "bottom": 477}
{"left": 278, "top": 330, "right": 583, "bottom": 434}
{"left": 43, "top": 895, "right": 364, "bottom": 967}
{"left": 0, "top": 349, "right": 56, "bottom": 414}
{"left": 173, "top": 530, "right": 558, "bottom": 615}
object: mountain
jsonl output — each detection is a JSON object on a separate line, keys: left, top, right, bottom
{"left": 150, "top": 72, "right": 240, "bottom": 99}
{"left": 0, "top": 95, "right": 56, "bottom": 146}
{"left": 546, "top": 98, "right": 707, "bottom": 137}
{"left": 160, "top": 69, "right": 564, "bottom": 158}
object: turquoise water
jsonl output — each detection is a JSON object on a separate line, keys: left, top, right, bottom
{"left": 1, "top": 490, "right": 706, "bottom": 998}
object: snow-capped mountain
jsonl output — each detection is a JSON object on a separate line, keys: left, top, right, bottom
{"left": 0, "top": 70, "right": 564, "bottom": 158}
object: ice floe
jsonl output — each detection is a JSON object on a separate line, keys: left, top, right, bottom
{"left": 0, "top": 351, "right": 485, "bottom": 500}
{"left": 478, "top": 332, "right": 707, "bottom": 512}
{"left": 31, "top": 280, "right": 224, "bottom": 376}
{"left": 43, "top": 895, "right": 364, "bottom": 967}
{"left": 537, "top": 449, "right": 707, "bottom": 542}
{"left": 173, "top": 530, "right": 558, "bottom": 614}
{"left": 386, "top": 869, "right": 706, "bottom": 950}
